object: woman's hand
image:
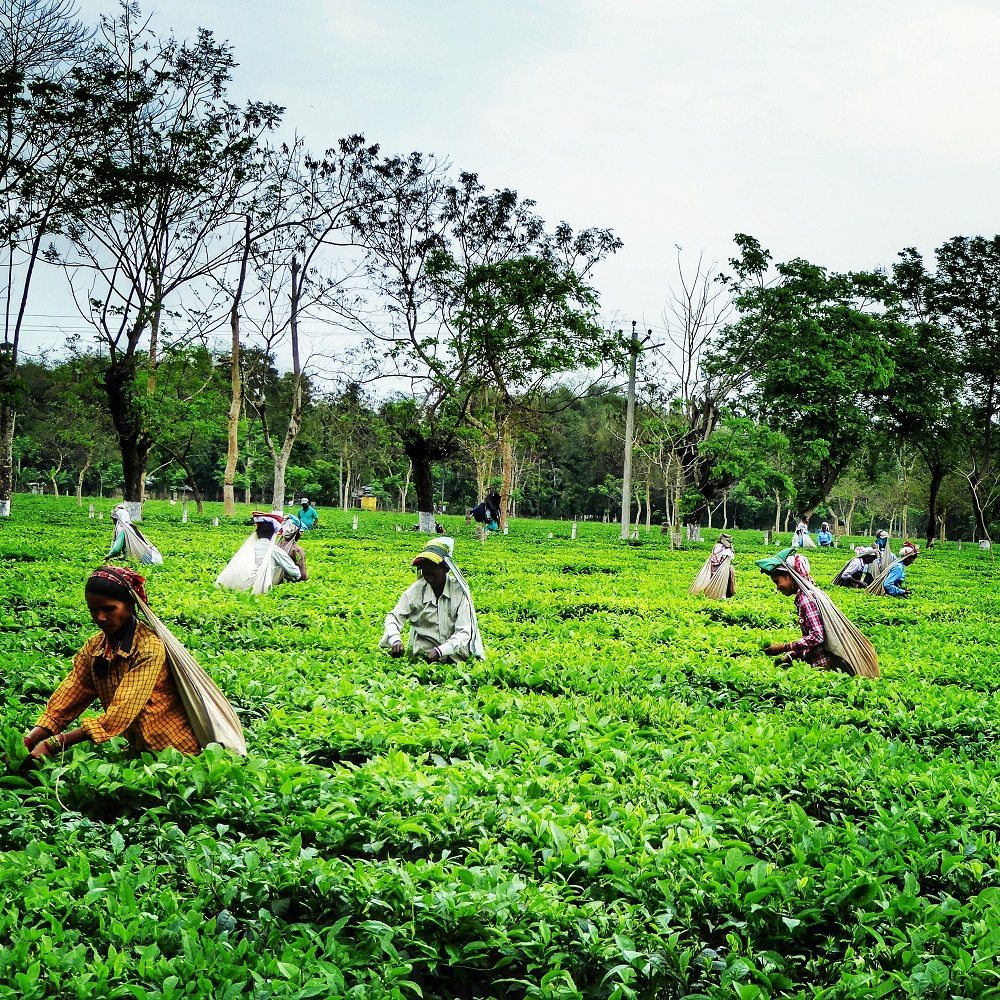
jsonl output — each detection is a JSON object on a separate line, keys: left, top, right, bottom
{"left": 23, "top": 726, "right": 51, "bottom": 751}
{"left": 763, "top": 642, "right": 787, "bottom": 657}
{"left": 390, "top": 641, "right": 405, "bottom": 658}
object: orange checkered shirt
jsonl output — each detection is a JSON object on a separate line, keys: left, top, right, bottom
{"left": 35, "top": 619, "right": 200, "bottom": 754}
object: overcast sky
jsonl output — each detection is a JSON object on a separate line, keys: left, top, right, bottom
{"left": 24, "top": 0, "right": 1000, "bottom": 356}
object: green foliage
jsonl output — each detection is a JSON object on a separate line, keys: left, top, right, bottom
{"left": 2, "top": 496, "right": 1000, "bottom": 996}
{"left": 710, "top": 236, "right": 901, "bottom": 512}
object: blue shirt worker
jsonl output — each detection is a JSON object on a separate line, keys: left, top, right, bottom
{"left": 817, "top": 522, "right": 833, "bottom": 547}
{"left": 883, "top": 541, "right": 919, "bottom": 597}
{"left": 297, "top": 497, "right": 319, "bottom": 530}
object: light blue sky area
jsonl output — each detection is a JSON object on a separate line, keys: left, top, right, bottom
{"left": 26, "top": 0, "right": 1000, "bottom": 357}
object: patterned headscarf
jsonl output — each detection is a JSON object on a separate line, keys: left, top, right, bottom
{"left": 755, "top": 547, "right": 812, "bottom": 582}
{"left": 85, "top": 566, "right": 148, "bottom": 605}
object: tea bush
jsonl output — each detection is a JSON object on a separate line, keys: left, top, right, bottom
{"left": 2, "top": 497, "right": 1000, "bottom": 998}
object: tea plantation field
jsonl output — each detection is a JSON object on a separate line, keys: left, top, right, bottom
{"left": 3, "top": 497, "right": 1000, "bottom": 999}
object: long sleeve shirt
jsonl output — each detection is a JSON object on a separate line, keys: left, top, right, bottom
{"left": 254, "top": 537, "right": 301, "bottom": 581}
{"left": 788, "top": 591, "right": 835, "bottom": 669}
{"left": 883, "top": 561, "right": 907, "bottom": 596}
{"left": 817, "top": 531, "right": 833, "bottom": 546}
{"left": 35, "top": 619, "right": 200, "bottom": 754}
{"left": 380, "top": 576, "right": 474, "bottom": 661}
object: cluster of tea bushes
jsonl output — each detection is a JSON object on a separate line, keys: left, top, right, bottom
{"left": 2, "top": 497, "right": 1000, "bottom": 998}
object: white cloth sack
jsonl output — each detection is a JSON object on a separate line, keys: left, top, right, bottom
{"left": 132, "top": 594, "right": 246, "bottom": 755}
{"left": 784, "top": 565, "right": 880, "bottom": 679}
{"left": 443, "top": 556, "right": 485, "bottom": 659}
{"left": 215, "top": 533, "right": 279, "bottom": 593}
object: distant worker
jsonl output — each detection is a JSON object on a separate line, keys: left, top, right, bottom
{"left": 107, "top": 503, "right": 163, "bottom": 565}
{"left": 874, "top": 529, "right": 892, "bottom": 569}
{"left": 881, "top": 540, "right": 919, "bottom": 598}
{"left": 296, "top": 497, "right": 319, "bottom": 530}
{"left": 756, "top": 548, "right": 879, "bottom": 677}
{"left": 278, "top": 515, "right": 308, "bottom": 582}
{"left": 817, "top": 522, "right": 834, "bottom": 547}
{"left": 380, "top": 537, "right": 484, "bottom": 662}
{"left": 24, "top": 567, "right": 200, "bottom": 759}
{"left": 833, "top": 547, "right": 879, "bottom": 588}
{"left": 793, "top": 516, "right": 816, "bottom": 549}
{"left": 470, "top": 491, "right": 501, "bottom": 532}
{"left": 216, "top": 512, "right": 302, "bottom": 592}
{"left": 689, "top": 532, "right": 735, "bottom": 599}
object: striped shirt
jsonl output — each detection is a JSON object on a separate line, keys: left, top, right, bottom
{"left": 36, "top": 619, "right": 199, "bottom": 754}
{"left": 380, "top": 576, "right": 474, "bottom": 661}
{"left": 789, "top": 591, "right": 836, "bottom": 670}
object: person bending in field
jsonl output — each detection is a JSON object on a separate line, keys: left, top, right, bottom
{"left": 215, "top": 512, "right": 302, "bottom": 592}
{"left": 107, "top": 503, "right": 163, "bottom": 565}
{"left": 883, "top": 540, "right": 919, "bottom": 597}
{"left": 278, "top": 515, "right": 309, "bottom": 582}
{"left": 380, "top": 537, "right": 484, "bottom": 663}
{"left": 834, "top": 546, "right": 879, "bottom": 588}
{"left": 23, "top": 567, "right": 200, "bottom": 760}
{"left": 757, "top": 549, "right": 851, "bottom": 673}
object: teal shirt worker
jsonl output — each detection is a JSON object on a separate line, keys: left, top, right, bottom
{"left": 297, "top": 498, "right": 319, "bottom": 530}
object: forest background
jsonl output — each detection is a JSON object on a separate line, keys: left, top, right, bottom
{"left": 4, "top": 1, "right": 1000, "bottom": 544}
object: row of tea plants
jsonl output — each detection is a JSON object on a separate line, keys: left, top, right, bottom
{"left": 1, "top": 497, "right": 999, "bottom": 998}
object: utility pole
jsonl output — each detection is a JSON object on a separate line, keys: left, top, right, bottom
{"left": 620, "top": 321, "right": 639, "bottom": 540}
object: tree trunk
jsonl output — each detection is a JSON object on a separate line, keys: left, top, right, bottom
{"left": 499, "top": 422, "right": 514, "bottom": 531}
{"left": 404, "top": 438, "right": 437, "bottom": 533}
{"left": 399, "top": 461, "right": 411, "bottom": 513}
{"left": 925, "top": 465, "right": 944, "bottom": 547}
{"left": 179, "top": 457, "right": 204, "bottom": 513}
{"left": 966, "top": 469, "right": 992, "bottom": 542}
{"left": 339, "top": 449, "right": 346, "bottom": 509}
{"left": 645, "top": 477, "right": 652, "bottom": 532}
{"left": 269, "top": 257, "right": 305, "bottom": 513}
{"left": 0, "top": 404, "right": 15, "bottom": 516}
{"left": 223, "top": 221, "right": 250, "bottom": 519}
{"left": 105, "top": 354, "right": 150, "bottom": 511}
{"left": 75, "top": 451, "right": 93, "bottom": 505}
{"left": 773, "top": 490, "right": 781, "bottom": 533}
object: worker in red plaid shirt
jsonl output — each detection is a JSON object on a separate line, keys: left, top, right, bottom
{"left": 756, "top": 548, "right": 846, "bottom": 672}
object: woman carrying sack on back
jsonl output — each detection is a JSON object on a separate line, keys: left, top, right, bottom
{"left": 24, "top": 567, "right": 201, "bottom": 759}
{"left": 689, "top": 533, "right": 736, "bottom": 599}
{"left": 107, "top": 503, "right": 164, "bottom": 566}
{"left": 756, "top": 548, "right": 879, "bottom": 678}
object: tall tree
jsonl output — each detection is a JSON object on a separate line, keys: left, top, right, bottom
{"left": 902, "top": 236, "right": 1000, "bottom": 541}
{"left": 0, "top": 0, "right": 90, "bottom": 514}
{"left": 707, "top": 235, "right": 898, "bottom": 516}
{"left": 48, "top": 4, "right": 279, "bottom": 513}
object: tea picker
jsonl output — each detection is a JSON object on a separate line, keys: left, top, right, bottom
{"left": 757, "top": 548, "right": 879, "bottom": 677}
{"left": 380, "top": 537, "right": 485, "bottom": 663}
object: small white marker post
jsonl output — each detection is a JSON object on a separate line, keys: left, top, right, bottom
{"left": 181, "top": 500, "right": 189, "bottom": 523}
{"left": 88, "top": 504, "right": 95, "bottom": 519}
{"left": 212, "top": 517, "right": 219, "bottom": 527}
{"left": 571, "top": 521, "right": 577, "bottom": 540}
{"left": 352, "top": 514, "right": 358, "bottom": 531}
{"left": 98, "top": 511, "right": 104, "bottom": 520}
{"left": 547, "top": 532, "right": 553, "bottom": 539}
{"left": 395, "top": 524, "right": 402, "bottom": 533}
{"left": 503, "top": 525, "right": 509, "bottom": 535}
